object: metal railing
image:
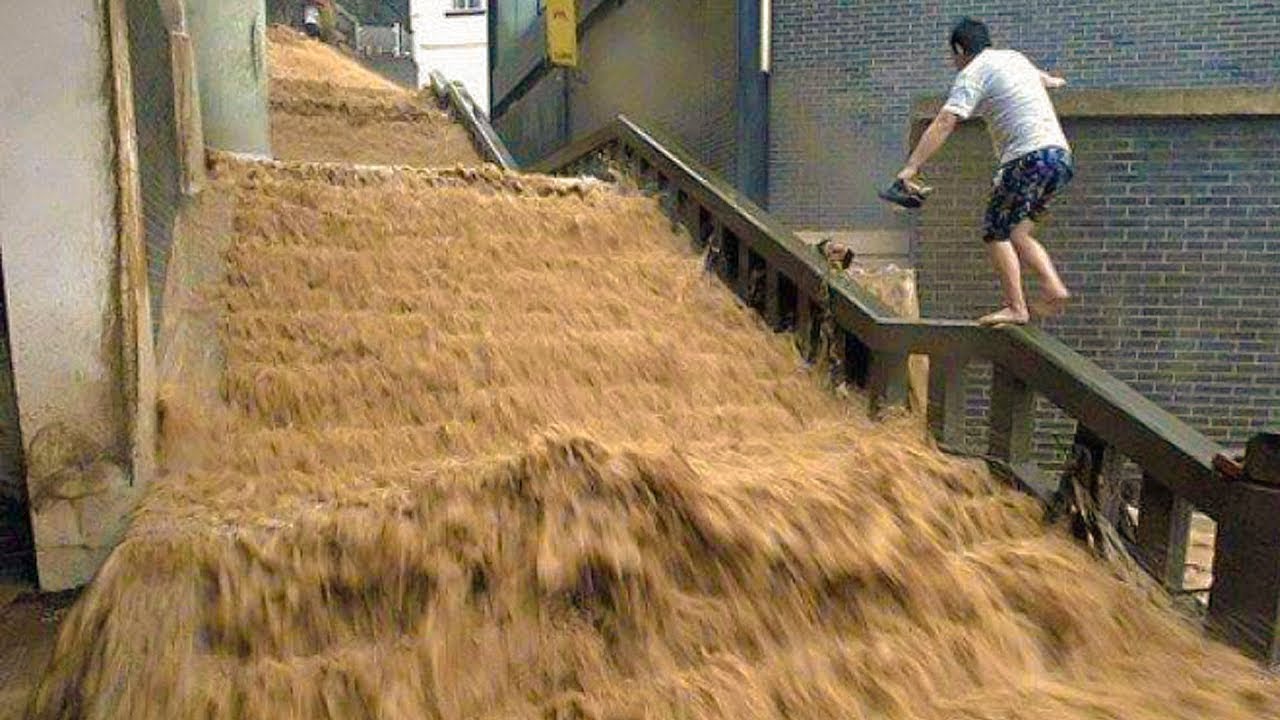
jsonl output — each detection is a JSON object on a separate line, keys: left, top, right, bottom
{"left": 431, "top": 97, "right": 1280, "bottom": 666}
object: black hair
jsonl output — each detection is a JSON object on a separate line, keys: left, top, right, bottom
{"left": 950, "top": 17, "right": 991, "bottom": 56}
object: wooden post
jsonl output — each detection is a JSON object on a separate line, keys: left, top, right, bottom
{"left": 1208, "top": 434, "right": 1280, "bottom": 666}
{"left": 927, "top": 355, "right": 968, "bottom": 448}
{"left": 987, "top": 363, "right": 1045, "bottom": 497}
{"left": 988, "top": 364, "right": 1034, "bottom": 468}
{"left": 796, "top": 296, "right": 815, "bottom": 363}
{"left": 1135, "top": 474, "right": 1192, "bottom": 591}
{"left": 681, "top": 195, "right": 702, "bottom": 246}
{"left": 734, "top": 239, "right": 752, "bottom": 299}
{"left": 1071, "top": 425, "right": 1129, "bottom": 531}
{"left": 108, "top": 0, "right": 157, "bottom": 491}
{"left": 707, "top": 220, "right": 725, "bottom": 278}
{"left": 764, "top": 268, "right": 782, "bottom": 328}
{"left": 170, "top": 30, "right": 206, "bottom": 195}
{"left": 867, "top": 349, "right": 909, "bottom": 418}
{"left": 830, "top": 326, "right": 850, "bottom": 387}
{"left": 1244, "top": 432, "right": 1280, "bottom": 487}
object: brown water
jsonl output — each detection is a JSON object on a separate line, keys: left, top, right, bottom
{"left": 25, "top": 153, "right": 1280, "bottom": 719}
{"left": 267, "top": 26, "right": 481, "bottom": 167}
{"left": 24, "top": 29, "right": 1280, "bottom": 720}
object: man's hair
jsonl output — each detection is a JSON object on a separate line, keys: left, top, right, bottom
{"left": 950, "top": 18, "right": 991, "bottom": 56}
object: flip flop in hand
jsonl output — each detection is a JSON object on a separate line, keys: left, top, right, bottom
{"left": 878, "top": 178, "right": 934, "bottom": 210}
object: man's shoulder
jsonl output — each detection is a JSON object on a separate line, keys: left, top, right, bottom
{"left": 983, "top": 48, "right": 1031, "bottom": 69}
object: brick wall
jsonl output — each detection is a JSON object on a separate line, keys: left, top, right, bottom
{"left": 770, "top": 0, "right": 1280, "bottom": 230}
{"left": 917, "top": 116, "right": 1280, "bottom": 469}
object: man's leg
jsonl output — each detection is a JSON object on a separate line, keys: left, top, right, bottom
{"left": 1009, "top": 219, "right": 1071, "bottom": 317}
{"left": 979, "top": 240, "right": 1030, "bottom": 326}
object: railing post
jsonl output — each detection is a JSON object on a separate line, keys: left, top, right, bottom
{"left": 795, "top": 296, "right": 816, "bottom": 363}
{"left": 988, "top": 364, "right": 1034, "bottom": 468}
{"left": 1208, "top": 432, "right": 1280, "bottom": 666}
{"left": 707, "top": 220, "right": 725, "bottom": 277}
{"left": 1071, "top": 425, "right": 1129, "bottom": 532}
{"left": 867, "top": 349, "right": 909, "bottom": 418}
{"left": 1135, "top": 473, "right": 1191, "bottom": 591}
{"left": 681, "top": 195, "right": 702, "bottom": 245}
{"left": 764, "top": 269, "right": 782, "bottom": 328}
{"left": 927, "top": 355, "right": 968, "bottom": 448}
{"left": 734, "top": 240, "right": 752, "bottom": 298}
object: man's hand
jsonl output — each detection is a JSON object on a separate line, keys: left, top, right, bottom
{"left": 897, "top": 165, "right": 920, "bottom": 182}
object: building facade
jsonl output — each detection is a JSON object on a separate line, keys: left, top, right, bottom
{"left": 490, "top": 0, "right": 740, "bottom": 180}
{"left": 412, "top": 0, "right": 490, "bottom": 111}
{"left": 491, "top": 1, "right": 1280, "bottom": 475}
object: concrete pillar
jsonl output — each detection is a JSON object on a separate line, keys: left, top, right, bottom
{"left": 187, "top": 0, "right": 271, "bottom": 155}
{"left": 1, "top": 0, "right": 140, "bottom": 590}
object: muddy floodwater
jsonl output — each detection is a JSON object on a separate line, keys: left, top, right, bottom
{"left": 21, "top": 28, "right": 1280, "bottom": 720}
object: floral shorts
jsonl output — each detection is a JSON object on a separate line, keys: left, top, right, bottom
{"left": 982, "top": 147, "right": 1074, "bottom": 242}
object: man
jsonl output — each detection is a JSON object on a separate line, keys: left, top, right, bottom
{"left": 897, "top": 18, "right": 1074, "bottom": 326}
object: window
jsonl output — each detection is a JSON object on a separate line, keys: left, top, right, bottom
{"left": 446, "top": 0, "right": 484, "bottom": 15}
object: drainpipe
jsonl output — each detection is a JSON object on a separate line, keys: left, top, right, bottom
{"left": 735, "top": 0, "right": 769, "bottom": 205}
{"left": 186, "top": 0, "right": 271, "bottom": 155}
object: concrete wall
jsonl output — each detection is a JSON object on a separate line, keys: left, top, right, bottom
{"left": 361, "top": 55, "right": 420, "bottom": 88}
{"left": 0, "top": 0, "right": 139, "bottom": 590}
{"left": 189, "top": 0, "right": 272, "bottom": 154}
{"left": 494, "top": 68, "right": 567, "bottom": 166}
{"left": 413, "top": 0, "right": 489, "bottom": 111}
{"left": 918, "top": 112, "right": 1280, "bottom": 472}
{"left": 129, "top": 0, "right": 183, "bottom": 335}
{"left": 570, "top": 0, "right": 737, "bottom": 175}
{"left": 492, "top": 0, "right": 737, "bottom": 177}
{"left": 770, "top": 0, "right": 1280, "bottom": 234}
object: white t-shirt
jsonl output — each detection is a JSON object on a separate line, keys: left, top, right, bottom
{"left": 304, "top": 5, "right": 321, "bottom": 25}
{"left": 941, "top": 48, "right": 1070, "bottom": 165}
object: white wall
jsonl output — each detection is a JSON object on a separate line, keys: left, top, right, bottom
{"left": 411, "top": 0, "right": 490, "bottom": 112}
{"left": 0, "top": 0, "right": 139, "bottom": 590}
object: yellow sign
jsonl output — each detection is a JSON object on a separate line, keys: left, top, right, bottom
{"left": 546, "top": 0, "right": 578, "bottom": 67}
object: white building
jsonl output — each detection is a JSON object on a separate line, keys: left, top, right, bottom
{"left": 411, "top": 0, "right": 490, "bottom": 113}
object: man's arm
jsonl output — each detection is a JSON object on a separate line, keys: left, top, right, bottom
{"left": 1039, "top": 70, "right": 1067, "bottom": 89}
{"left": 897, "top": 111, "right": 960, "bottom": 181}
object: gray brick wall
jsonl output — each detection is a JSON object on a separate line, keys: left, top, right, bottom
{"left": 770, "top": 0, "right": 1280, "bottom": 230}
{"left": 917, "top": 116, "right": 1280, "bottom": 471}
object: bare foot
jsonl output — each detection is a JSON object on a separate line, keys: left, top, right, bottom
{"left": 1030, "top": 288, "right": 1071, "bottom": 319}
{"left": 978, "top": 306, "right": 1030, "bottom": 326}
